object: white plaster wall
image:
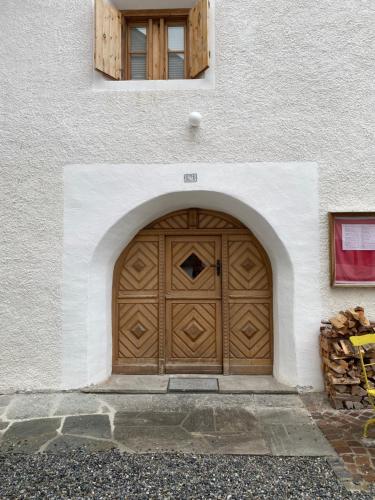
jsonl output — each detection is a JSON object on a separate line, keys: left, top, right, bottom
{"left": 1, "top": 0, "right": 375, "bottom": 391}
{"left": 63, "top": 162, "right": 320, "bottom": 390}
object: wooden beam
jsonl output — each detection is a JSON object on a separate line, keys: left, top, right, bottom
{"left": 122, "top": 9, "right": 189, "bottom": 18}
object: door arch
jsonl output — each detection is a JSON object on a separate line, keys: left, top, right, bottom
{"left": 112, "top": 208, "right": 273, "bottom": 375}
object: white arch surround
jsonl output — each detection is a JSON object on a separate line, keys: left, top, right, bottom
{"left": 63, "top": 162, "right": 322, "bottom": 390}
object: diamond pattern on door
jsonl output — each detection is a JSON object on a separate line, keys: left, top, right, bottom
{"left": 226, "top": 234, "right": 273, "bottom": 374}
{"left": 228, "top": 240, "right": 270, "bottom": 290}
{"left": 118, "top": 303, "right": 158, "bottom": 358}
{"left": 147, "top": 211, "right": 189, "bottom": 229}
{"left": 171, "top": 241, "right": 215, "bottom": 291}
{"left": 146, "top": 209, "right": 244, "bottom": 230}
{"left": 113, "top": 211, "right": 273, "bottom": 375}
{"left": 229, "top": 303, "right": 271, "bottom": 359}
{"left": 119, "top": 240, "right": 158, "bottom": 291}
{"left": 169, "top": 303, "right": 217, "bottom": 359}
{"left": 198, "top": 211, "right": 241, "bottom": 229}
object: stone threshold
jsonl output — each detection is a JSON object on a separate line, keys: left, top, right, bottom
{"left": 81, "top": 375, "right": 297, "bottom": 395}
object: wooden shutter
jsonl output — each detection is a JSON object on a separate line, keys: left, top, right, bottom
{"left": 188, "top": 0, "right": 210, "bottom": 78}
{"left": 95, "top": 0, "right": 122, "bottom": 80}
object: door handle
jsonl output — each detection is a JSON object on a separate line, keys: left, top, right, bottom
{"left": 216, "top": 259, "right": 221, "bottom": 276}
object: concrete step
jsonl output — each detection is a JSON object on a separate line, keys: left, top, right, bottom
{"left": 82, "top": 375, "right": 297, "bottom": 395}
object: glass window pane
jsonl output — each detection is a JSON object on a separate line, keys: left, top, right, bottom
{"left": 130, "top": 27, "right": 147, "bottom": 52}
{"left": 168, "top": 26, "right": 185, "bottom": 51}
{"left": 168, "top": 53, "right": 185, "bottom": 79}
{"left": 180, "top": 253, "right": 206, "bottom": 279}
{"left": 131, "top": 55, "right": 147, "bottom": 80}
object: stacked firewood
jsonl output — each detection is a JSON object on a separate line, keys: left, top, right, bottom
{"left": 320, "top": 307, "right": 375, "bottom": 410}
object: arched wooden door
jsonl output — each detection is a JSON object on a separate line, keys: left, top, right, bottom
{"left": 112, "top": 209, "right": 273, "bottom": 375}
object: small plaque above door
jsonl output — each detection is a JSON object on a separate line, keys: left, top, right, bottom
{"left": 184, "top": 173, "right": 198, "bottom": 183}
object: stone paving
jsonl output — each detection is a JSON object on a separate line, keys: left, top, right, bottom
{"left": 303, "top": 393, "right": 375, "bottom": 488}
{"left": 0, "top": 393, "right": 334, "bottom": 457}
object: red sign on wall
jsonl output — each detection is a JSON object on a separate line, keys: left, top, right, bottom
{"left": 331, "top": 214, "right": 375, "bottom": 286}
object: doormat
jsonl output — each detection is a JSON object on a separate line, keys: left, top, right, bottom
{"left": 168, "top": 378, "right": 219, "bottom": 393}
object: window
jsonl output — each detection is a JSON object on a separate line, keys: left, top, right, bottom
{"left": 95, "top": 1, "right": 210, "bottom": 81}
{"left": 124, "top": 15, "right": 187, "bottom": 80}
{"left": 167, "top": 25, "right": 186, "bottom": 80}
{"left": 128, "top": 26, "right": 148, "bottom": 80}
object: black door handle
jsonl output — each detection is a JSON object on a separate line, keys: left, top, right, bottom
{"left": 216, "top": 260, "right": 221, "bottom": 276}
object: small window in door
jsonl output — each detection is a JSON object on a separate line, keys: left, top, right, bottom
{"left": 94, "top": 0, "right": 210, "bottom": 81}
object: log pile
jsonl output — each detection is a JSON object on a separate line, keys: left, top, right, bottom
{"left": 320, "top": 307, "right": 375, "bottom": 410}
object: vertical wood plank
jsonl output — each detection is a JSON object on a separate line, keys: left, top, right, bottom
{"left": 109, "top": 8, "right": 115, "bottom": 77}
{"left": 103, "top": 1, "right": 110, "bottom": 72}
{"left": 115, "top": 11, "right": 122, "bottom": 79}
{"left": 329, "top": 213, "right": 336, "bottom": 286}
{"left": 188, "top": 0, "right": 209, "bottom": 78}
{"left": 147, "top": 19, "right": 153, "bottom": 80}
{"left": 159, "top": 18, "right": 166, "bottom": 80}
{"left": 221, "top": 234, "right": 230, "bottom": 374}
{"left": 158, "top": 234, "right": 166, "bottom": 374}
{"left": 185, "top": 19, "right": 189, "bottom": 79}
{"left": 152, "top": 20, "right": 160, "bottom": 79}
{"left": 121, "top": 15, "right": 127, "bottom": 80}
{"left": 112, "top": 255, "right": 120, "bottom": 367}
{"left": 95, "top": 0, "right": 103, "bottom": 70}
{"left": 95, "top": 0, "right": 122, "bottom": 80}
{"left": 188, "top": 208, "right": 198, "bottom": 228}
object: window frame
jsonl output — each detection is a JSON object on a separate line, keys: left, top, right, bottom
{"left": 122, "top": 10, "right": 189, "bottom": 81}
{"left": 126, "top": 23, "right": 149, "bottom": 81}
{"left": 166, "top": 21, "right": 188, "bottom": 80}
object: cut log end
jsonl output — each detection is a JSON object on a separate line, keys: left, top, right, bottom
{"left": 320, "top": 306, "right": 374, "bottom": 410}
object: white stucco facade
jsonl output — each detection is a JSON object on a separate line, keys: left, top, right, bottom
{"left": 1, "top": 0, "right": 375, "bottom": 392}
{"left": 63, "top": 162, "right": 320, "bottom": 390}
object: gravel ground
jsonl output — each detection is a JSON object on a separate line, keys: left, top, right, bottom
{"left": 0, "top": 452, "right": 373, "bottom": 499}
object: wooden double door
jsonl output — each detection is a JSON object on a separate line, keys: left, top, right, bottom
{"left": 113, "top": 209, "right": 273, "bottom": 375}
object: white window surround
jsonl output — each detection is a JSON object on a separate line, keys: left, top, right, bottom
{"left": 92, "top": 0, "right": 215, "bottom": 91}
{"left": 63, "top": 162, "right": 322, "bottom": 391}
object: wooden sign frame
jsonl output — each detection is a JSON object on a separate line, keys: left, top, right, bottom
{"left": 329, "top": 212, "right": 375, "bottom": 287}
